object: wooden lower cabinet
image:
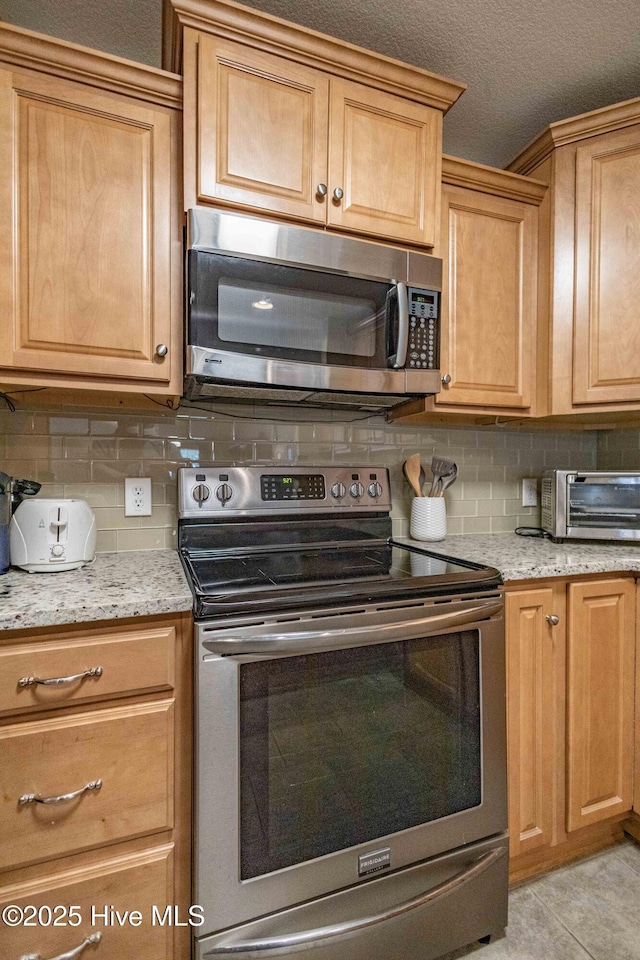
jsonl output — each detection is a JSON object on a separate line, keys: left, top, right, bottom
{"left": 505, "top": 584, "right": 565, "bottom": 858}
{"left": 0, "top": 613, "right": 192, "bottom": 960}
{"left": 566, "top": 579, "right": 635, "bottom": 830}
{"left": 0, "top": 845, "right": 175, "bottom": 960}
{"left": 506, "top": 576, "right": 636, "bottom": 877}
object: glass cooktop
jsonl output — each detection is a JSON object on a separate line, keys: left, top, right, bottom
{"left": 182, "top": 540, "right": 502, "bottom": 617}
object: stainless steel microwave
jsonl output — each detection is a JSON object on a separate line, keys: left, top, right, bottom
{"left": 542, "top": 470, "right": 640, "bottom": 542}
{"left": 183, "top": 208, "right": 443, "bottom": 411}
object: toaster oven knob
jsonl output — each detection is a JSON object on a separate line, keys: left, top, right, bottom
{"left": 330, "top": 482, "right": 346, "bottom": 500}
{"left": 349, "top": 482, "right": 364, "bottom": 499}
{"left": 216, "top": 483, "right": 233, "bottom": 504}
{"left": 368, "top": 481, "right": 383, "bottom": 499}
{"left": 51, "top": 544, "right": 65, "bottom": 557}
{"left": 192, "top": 483, "right": 211, "bottom": 505}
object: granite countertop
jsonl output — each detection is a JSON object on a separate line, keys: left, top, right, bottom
{"left": 410, "top": 533, "right": 640, "bottom": 582}
{"left": 0, "top": 550, "right": 193, "bottom": 632}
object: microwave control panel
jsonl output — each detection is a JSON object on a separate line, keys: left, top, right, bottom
{"left": 408, "top": 287, "right": 439, "bottom": 370}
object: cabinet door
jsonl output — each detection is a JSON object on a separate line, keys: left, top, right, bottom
{"left": 196, "top": 35, "right": 329, "bottom": 222}
{"left": 328, "top": 78, "right": 440, "bottom": 246}
{"left": 505, "top": 586, "right": 564, "bottom": 858}
{"left": 0, "top": 69, "right": 174, "bottom": 385}
{"left": 573, "top": 126, "right": 640, "bottom": 404}
{"left": 566, "top": 578, "right": 635, "bottom": 831}
{"left": 437, "top": 185, "right": 536, "bottom": 408}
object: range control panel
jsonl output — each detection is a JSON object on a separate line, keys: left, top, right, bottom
{"left": 408, "top": 287, "right": 439, "bottom": 371}
{"left": 178, "top": 465, "right": 391, "bottom": 518}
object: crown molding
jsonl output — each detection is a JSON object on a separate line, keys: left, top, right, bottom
{"left": 442, "top": 155, "right": 547, "bottom": 203}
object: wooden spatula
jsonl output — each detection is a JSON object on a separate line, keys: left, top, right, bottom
{"left": 403, "top": 453, "right": 424, "bottom": 497}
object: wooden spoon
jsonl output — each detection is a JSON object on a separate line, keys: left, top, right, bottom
{"left": 403, "top": 453, "right": 424, "bottom": 497}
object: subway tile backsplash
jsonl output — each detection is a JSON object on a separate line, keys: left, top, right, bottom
{"left": 0, "top": 404, "right": 598, "bottom": 552}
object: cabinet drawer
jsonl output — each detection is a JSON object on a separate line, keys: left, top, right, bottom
{"left": 0, "top": 626, "right": 175, "bottom": 716}
{"left": 0, "top": 844, "right": 175, "bottom": 960}
{"left": 0, "top": 701, "right": 174, "bottom": 871}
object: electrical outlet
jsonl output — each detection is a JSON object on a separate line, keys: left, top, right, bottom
{"left": 521, "top": 478, "right": 538, "bottom": 508}
{"left": 125, "top": 477, "right": 152, "bottom": 516}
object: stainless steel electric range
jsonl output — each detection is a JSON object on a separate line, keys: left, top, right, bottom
{"left": 178, "top": 465, "right": 508, "bottom": 960}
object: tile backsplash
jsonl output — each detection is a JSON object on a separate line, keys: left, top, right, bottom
{"left": 0, "top": 403, "right": 598, "bottom": 552}
{"left": 597, "top": 429, "right": 640, "bottom": 470}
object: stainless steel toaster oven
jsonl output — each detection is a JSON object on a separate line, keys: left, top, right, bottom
{"left": 541, "top": 470, "right": 640, "bottom": 542}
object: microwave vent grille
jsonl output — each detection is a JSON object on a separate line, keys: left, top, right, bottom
{"left": 182, "top": 377, "right": 407, "bottom": 412}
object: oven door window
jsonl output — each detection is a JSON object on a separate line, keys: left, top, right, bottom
{"left": 188, "top": 251, "right": 393, "bottom": 368}
{"left": 239, "top": 631, "right": 481, "bottom": 880}
{"left": 568, "top": 480, "right": 640, "bottom": 529}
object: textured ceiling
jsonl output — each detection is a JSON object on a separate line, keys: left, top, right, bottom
{"left": 2, "top": 0, "right": 640, "bottom": 167}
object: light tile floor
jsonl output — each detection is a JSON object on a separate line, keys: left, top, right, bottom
{"left": 441, "top": 839, "right": 640, "bottom": 960}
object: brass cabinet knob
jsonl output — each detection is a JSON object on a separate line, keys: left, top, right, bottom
{"left": 546, "top": 614, "right": 560, "bottom": 626}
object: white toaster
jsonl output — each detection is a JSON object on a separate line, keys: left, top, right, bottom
{"left": 10, "top": 499, "right": 96, "bottom": 573}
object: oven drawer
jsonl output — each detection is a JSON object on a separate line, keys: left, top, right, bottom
{"left": 0, "top": 700, "right": 174, "bottom": 871}
{"left": 196, "top": 834, "right": 508, "bottom": 960}
{"left": 0, "top": 844, "right": 175, "bottom": 960}
{"left": 0, "top": 625, "right": 176, "bottom": 717}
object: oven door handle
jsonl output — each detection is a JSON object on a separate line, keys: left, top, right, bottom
{"left": 203, "top": 847, "right": 505, "bottom": 955}
{"left": 202, "top": 598, "right": 502, "bottom": 656}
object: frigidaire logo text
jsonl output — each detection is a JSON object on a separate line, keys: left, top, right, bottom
{"left": 358, "top": 848, "right": 392, "bottom": 876}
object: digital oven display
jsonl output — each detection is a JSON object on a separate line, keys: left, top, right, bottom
{"left": 411, "top": 293, "right": 435, "bottom": 304}
{"left": 261, "top": 474, "right": 326, "bottom": 501}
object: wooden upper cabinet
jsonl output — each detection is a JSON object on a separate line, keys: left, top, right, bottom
{"left": 509, "top": 97, "right": 640, "bottom": 416}
{"left": 327, "top": 79, "right": 440, "bottom": 246}
{"left": 175, "top": 0, "right": 465, "bottom": 247}
{"left": 191, "top": 36, "right": 441, "bottom": 245}
{"left": 0, "top": 70, "right": 173, "bottom": 384}
{"left": 573, "top": 126, "right": 640, "bottom": 404}
{"left": 437, "top": 182, "right": 537, "bottom": 409}
{"left": 388, "top": 158, "right": 545, "bottom": 423}
{"left": 196, "top": 36, "right": 329, "bottom": 222}
{"left": 0, "top": 28, "right": 183, "bottom": 396}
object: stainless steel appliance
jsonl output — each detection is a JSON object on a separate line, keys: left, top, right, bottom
{"left": 542, "top": 470, "right": 640, "bottom": 542}
{"left": 184, "top": 208, "right": 442, "bottom": 411}
{"left": 179, "top": 465, "right": 508, "bottom": 960}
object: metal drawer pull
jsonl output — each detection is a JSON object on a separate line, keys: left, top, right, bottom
{"left": 20, "top": 931, "right": 102, "bottom": 960}
{"left": 206, "top": 848, "right": 505, "bottom": 954}
{"left": 19, "top": 667, "right": 103, "bottom": 688}
{"left": 19, "top": 780, "right": 102, "bottom": 806}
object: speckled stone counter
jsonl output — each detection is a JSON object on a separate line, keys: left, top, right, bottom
{"left": 402, "top": 533, "right": 640, "bottom": 582}
{"left": 0, "top": 550, "right": 193, "bottom": 631}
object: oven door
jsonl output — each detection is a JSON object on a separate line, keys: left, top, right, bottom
{"left": 194, "top": 591, "right": 506, "bottom": 939}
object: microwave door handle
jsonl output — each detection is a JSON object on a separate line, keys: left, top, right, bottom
{"left": 202, "top": 598, "right": 503, "bottom": 656}
{"left": 389, "top": 281, "right": 409, "bottom": 369}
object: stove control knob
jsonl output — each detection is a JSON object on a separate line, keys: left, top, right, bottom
{"left": 330, "top": 482, "right": 346, "bottom": 500}
{"left": 192, "top": 483, "right": 211, "bottom": 505}
{"left": 368, "top": 481, "right": 383, "bottom": 499}
{"left": 216, "top": 483, "right": 233, "bottom": 504}
{"left": 51, "top": 544, "right": 65, "bottom": 557}
{"left": 349, "top": 482, "right": 364, "bottom": 499}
